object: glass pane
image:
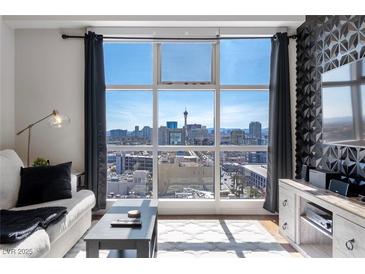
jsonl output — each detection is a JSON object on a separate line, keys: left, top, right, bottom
{"left": 322, "top": 64, "right": 351, "bottom": 82}
{"left": 159, "top": 91, "right": 214, "bottom": 145}
{"left": 158, "top": 151, "right": 214, "bottom": 199}
{"left": 220, "top": 39, "right": 271, "bottom": 85}
{"left": 220, "top": 91, "right": 269, "bottom": 145}
{"left": 107, "top": 151, "right": 153, "bottom": 199}
{"left": 161, "top": 43, "right": 212, "bottom": 83}
{"left": 104, "top": 43, "right": 152, "bottom": 85}
{"left": 220, "top": 151, "right": 267, "bottom": 199}
{"left": 322, "top": 87, "right": 354, "bottom": 143}
{"left": 107, "top": 91, "right": 152, "bottom": 145}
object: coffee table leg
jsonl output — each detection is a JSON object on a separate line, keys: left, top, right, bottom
{"left": 86, "top": 240, "right": 99, "bottom": 258}
{"left": 136, "top": 240, "right": 150, "bottom": 258}
{"left": 155, "top": 217, "right": 158, "bottom": 254}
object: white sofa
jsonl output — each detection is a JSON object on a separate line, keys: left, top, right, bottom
{"left": 0, "top": 149, "right": 96, "bottom": 258}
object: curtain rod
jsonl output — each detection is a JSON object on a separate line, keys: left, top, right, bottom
{"left": 61, "top": 34, "right": 297, "bottom": 40}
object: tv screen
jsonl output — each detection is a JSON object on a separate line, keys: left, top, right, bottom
{"left": 321, "top": 58, "right": 365, "bottom": 146}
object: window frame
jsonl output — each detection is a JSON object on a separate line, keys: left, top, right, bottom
{"left": 104, "top": 36, "right": 270, "bottom": 214}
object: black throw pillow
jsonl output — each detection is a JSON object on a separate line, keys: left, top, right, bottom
{"left": 17, "top": 162, "right": 72, "bottom": 207}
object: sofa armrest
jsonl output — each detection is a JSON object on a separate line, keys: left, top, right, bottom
{"left": 71, "top": 174, "right": 77, "bottom": 192}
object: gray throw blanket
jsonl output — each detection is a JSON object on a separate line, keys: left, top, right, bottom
{"left": 0, "top": 207, "right": 67, "bottom": 243}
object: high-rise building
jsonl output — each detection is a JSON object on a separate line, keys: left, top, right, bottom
{"left": 116, "top": 154, "right": 123, "bottom": 174}
{"left": 249, "top": 121, "right": 262, "bottom": 140}
{"left": 134, "top": 125, "right": 140, "bottom": 137}
{"left": 190, "top": 126, "right": 208, "bottom": 145}
{"left": 124, "top": 153, "right": 153, "bottom": 172}
{"left": 107, "top": 153, "right": 117, "bottom": 164}
{"left": 166, "top": 121, "right": 178, "bottom": 129}
{"left": 169, "top": 129, "right": 183, "bottom": 145}
{"left": 243, "top": 165, "right": 267, "bottom": 192}
{"left": 141, "top": 126, "right": 152, "bottom": 141}
{"left": 248, "top": 151, "right": 267, "bottom": 163}
{"left": 158, "top": 126, "right": 169, "bottom": 145}
{"left": 230, "top": 129, "right": 244, "bottom": 145}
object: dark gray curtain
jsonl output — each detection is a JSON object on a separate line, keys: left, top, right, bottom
{"left": 264, "top": 32, "right": 293, "bottom": 213}
{"left": 84, "top": 31, "right": 107, "bottom": 210}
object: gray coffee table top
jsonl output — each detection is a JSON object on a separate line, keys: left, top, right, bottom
{"left": 84, "top": 199, "right": 158, "bottom": 241}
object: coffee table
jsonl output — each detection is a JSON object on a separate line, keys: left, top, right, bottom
{"left": 84, "top": 199, "right": 158, "bottom": 258}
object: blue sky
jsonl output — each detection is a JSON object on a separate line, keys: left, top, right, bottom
{"left": 104, "top": 39, "right": 271, "bottom": 131}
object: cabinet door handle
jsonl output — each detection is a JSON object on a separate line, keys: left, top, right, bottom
{"left": 282, "top": 222, "right": 288, "bottom": 230}
{"left": 282, "top": 199, "right": 288, "bottom": 207}
{"left": 345, "top": 239, "right": 355, "bottom": 251}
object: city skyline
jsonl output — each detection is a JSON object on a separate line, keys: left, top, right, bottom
{"left": 105, "top": 39, "right": 271, "bottom": 131}
{"left": 106, "top": 91, "right": 269, "bottom": 131}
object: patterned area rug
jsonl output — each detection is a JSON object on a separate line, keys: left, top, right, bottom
{"left": 157, "top": 219, "right": 289, "bottom": 258}
{"left": 65, "top": 219, "right": 290, "bottom": 258}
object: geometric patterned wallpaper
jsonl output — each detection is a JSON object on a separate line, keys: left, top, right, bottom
{"left": 295, "top": 15, "right": 365, "bottom": 187}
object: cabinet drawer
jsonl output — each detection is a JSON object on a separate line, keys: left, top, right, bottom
{"left": 279, "top": 186, "right": 295, "bottom": 214}
{"left": 279, "top": 186, "right": 295, "bottom": 241}
{"left": 333, "top": 215, "right": 365, "bottom": 258}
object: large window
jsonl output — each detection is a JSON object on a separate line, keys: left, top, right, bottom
{"left": 105, "top": 37, "right": 270, "bottom": 201}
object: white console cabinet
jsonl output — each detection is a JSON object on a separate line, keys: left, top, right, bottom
{"left": 279, "top": 179, "right": 365, "bottom": 258}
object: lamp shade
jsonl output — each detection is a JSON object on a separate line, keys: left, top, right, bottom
{"left": 48, "top": 110, "right": 71, "bottom": 128}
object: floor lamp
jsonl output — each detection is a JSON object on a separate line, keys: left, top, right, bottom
{"left": 16, "top": 110, "right": 70, "bottom": 166}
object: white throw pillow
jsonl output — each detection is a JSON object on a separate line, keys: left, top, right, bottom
{"left": 0, "top": 150, "right": 24, "bottom": 209}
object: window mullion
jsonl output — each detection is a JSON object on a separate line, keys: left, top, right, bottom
{"left": 152, "top": 43, "right": 159, "bottom": 200}
{"left": 214, "top": 41, "right": 219, "bottom": 202}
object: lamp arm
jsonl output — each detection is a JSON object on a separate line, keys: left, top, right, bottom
{"left": 16, "top": 111, "right": 56, "bottom": 135}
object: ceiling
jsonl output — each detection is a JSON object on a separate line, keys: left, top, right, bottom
{"left": 3, "top": 15, "right": 305, "bottom": 30}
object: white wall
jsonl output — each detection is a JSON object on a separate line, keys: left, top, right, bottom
{"left": 15, "top": 29, "right": 85, "bottom": 170}
{"left": 0, "top": 17, "right": 15, "bottom": 150}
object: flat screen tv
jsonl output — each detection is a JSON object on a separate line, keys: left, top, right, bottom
{"left": 321, "top": 58, "right": 365, "bottom": 146}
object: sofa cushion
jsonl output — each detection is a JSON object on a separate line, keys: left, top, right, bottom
{"left": 17, "top": 162, "right": 73, "bottom": 207}
{"left": 14, "top": 190, "right": 95, "bottom": 243}
{"left": 0, "top": 229, "right": 50, "bottom": 258}
{"left": 0, "top": 150, "right": 24, "bottom": 209}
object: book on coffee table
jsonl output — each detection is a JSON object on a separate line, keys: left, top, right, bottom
{"left": 110, "top": 218, "right": 142, "bottom": 228}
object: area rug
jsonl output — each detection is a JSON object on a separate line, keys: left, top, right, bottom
{"left": 65, "top": 219, "right": 290, "bottom": 258}
{"left": 157, "top": 219, "right": 289, "bottom": 258}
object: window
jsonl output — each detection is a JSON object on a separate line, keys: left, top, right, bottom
{"left": 158, "top": 151, "right": 214, "bottom": 198}
{"left": 220, "top": 39, "right": 270, "bottom": 85}
{"left": 160, "top": 43, "right": 213, "bottom": 83}
{"left": 106, "top": 91, "right": 152, "bottom": 145}
{"left": 107, "top": 151, "right": 153, "bottom": 199}
{"left": 220, "top": 151, "right": 267, "bottom": 199}
{"left": 158, "top": 90, "right": 214, "bottom": 145}
{"left": 104, "top": 36, "right": 270, "bottom": 203}
{"left": 104, "top": 43, "right": 153, "bottom": 85}
{"left": 220, "top": 91, "right": 269, "bottom": 145}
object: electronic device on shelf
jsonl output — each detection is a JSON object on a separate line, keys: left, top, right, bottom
{"left": 304, "top": 202, "right": 333, "bottom": 234}
{"left": 301, "top": 164, "right": 314, "bottom": 182}
{"left": 309, "top": 169, "right": 341, "bottom": 189}
{"left": 329, "top": 179, "right": 359, "bottom": 197}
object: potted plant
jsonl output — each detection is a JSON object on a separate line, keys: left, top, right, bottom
{"left": 32, "top": 157, "right": 50, "bottom": 167}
